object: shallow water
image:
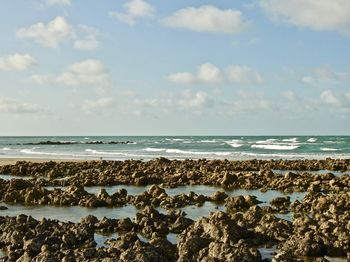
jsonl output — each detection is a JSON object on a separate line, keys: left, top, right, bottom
{"left": 45, "top": 185, "right": 151, "bottom": 196}
{"left": 0, "top": 203, "right": 138, "bottom": 223}
{"left": 272, "top": 169, "right": 349, "bottom": 176}
{"left": 167, "top": 233, "right": 178, "bottom": 244}
{"left": 0, "top": 174, "right": 32, "bottom": 180}
{"left": 1, "top": 185, "right": 305, "bottom": 223}
{"left": 258, "top": 245, "right": 277, "bottom": 260}
{"left": 95, "top": 232, "right": 118, "bottom": 248}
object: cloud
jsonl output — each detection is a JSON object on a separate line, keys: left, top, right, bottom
{"left": 0, "top": 53, "right": 37, "bottom": 71}
{"left": 302, "top": 65, "right": 349, "bottom": 85}
{"left": 320, "top": 90, "right": 343, "bottom": 107}
{"left": 16, "top": 16, "right": 74, "bottom": 48}
{"left": 228, "top": 91, "right": 271, "bottom": 113}
{"left": 82, "top": 98, "right": 115, "bottom": 113}
{"left": 110, "top": 0, "right": 155, "bottom": 26}
{"left": 168, "top": 63, "right": 263, "bottom": 85}
{"left": 225, "top": 65, "right": 263, "bottom": 84}
{"left": 133, "top": 90, "right": 212, "bottom": 111}
{"left": 163, "top": 5, "right": 248, "bottom": 34}
{"left": 0, "top": 97, "right": 48, "bottom": 114}
{"left": 17, "top": 16, "right": 100, "bottom": 50}
{"left": 30, "top": 59, "right": 109, "bottom": 88}
{"left": 46, "top": 0, "right": 71, "bottom": 6}
{"left": 73, "top": 25, "right": 100, "bottom": 50}
{"left": 260, "top": 0, "right": 350, "bottom": 35}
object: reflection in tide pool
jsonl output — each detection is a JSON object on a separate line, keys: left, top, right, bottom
{"left": 166, "top": 185, "right": 306, "bottom": 204}
{"left": 272, "top": 170, "right": 349, "bottom": 176}
{"left": 0, "top": 250, "right": 6, "bottom": 258}
{"left": 95, "top": 232, "right": 118, "bottom": 248}
{"left": 258, "top": 245, "right": 277, "bottom": 260}
{"left": 0, "top": 174, "right": 32, "bottom": 180}
{"left": 180, "top": 202, "right": 224, "bottom": 220}
{"left": 167, "top": 233, "right": 178, "bottom": 244}
{"left": 0, "top": 203, "right": 138, "bottom": 223}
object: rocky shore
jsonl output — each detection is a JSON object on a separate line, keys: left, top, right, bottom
{"left": 1, "top": 158, "right": 350, "bottom": 261}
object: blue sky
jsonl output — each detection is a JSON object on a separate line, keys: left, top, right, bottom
{"left": 0, "top": 0, "right": 349, "bottom": 135}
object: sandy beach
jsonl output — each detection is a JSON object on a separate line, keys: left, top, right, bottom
{"left": 0, "top": 158, "right": 87, "bottom": 166}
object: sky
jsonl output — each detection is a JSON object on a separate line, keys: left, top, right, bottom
{"left": 0, "top": 0, "right": 350, "bottom": 136}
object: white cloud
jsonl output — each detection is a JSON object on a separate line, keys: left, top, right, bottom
{"left": 17, "top": 16, "right": 100, "bottom": 50}
{"left": 320, "top": 90, "right": 343, "bottom": 107}
{"left": 168, "top": 63, "right": 262, "bottom": 85}
{"left": 163, "top": 5, "right": 248, "bottom": 34}
{"left": 197, "top": 63, "right": 222, "bottom": 84}
{"left": 0, "top": 53, "right": 37, "bottom": 71}
{"left": 73, "top": 25, "right": 100, "bottom": 50}
{"left": 302, "top": 65, "right": 349, "bottom": 85}
{"left": 0, "top": 97, "right": 48, "bottom": 114}
{"left": 282, "top": 91, "right": 297, "bottom": 101}
{"left": 229, "top": 91, "right": 271, "bottom": 113}
{"left": 260, "top": 0, "right": 350, "bottom": 35}
{"left": 178, "top": 90, "right": 212, "bottom": 109}
{"left": 31, "top": 59, "right": 109, "bottom": 88}
{"left": 46, "top": 0, "right": 71, "bottom": 6}
{"left": 16, "top": 16, "right": 74, "bottom": 48}
{"left": 82, "top": 98, "right": 115, "bottom": 113}
{"left": 110, "top": 0, "right": 155, "bottom": 26}
{"left": 225, "top": 65, "right": 263, "bottom": 84}
{"left": 167, "top": 72, "right": 196, "bottom": 85}
{"left": 133, "top": 90, "right": 212, "bottom": 111}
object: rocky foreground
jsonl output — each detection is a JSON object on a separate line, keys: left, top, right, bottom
{"left": 0, "top": 158, "right": 350, "bottom": 261}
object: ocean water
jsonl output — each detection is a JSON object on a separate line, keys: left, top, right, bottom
{"left": 0, "top": 136, "right": 349, "bottom": 160}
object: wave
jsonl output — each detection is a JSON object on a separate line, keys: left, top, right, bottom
{"left": 198, "top": 139, "right": 220, "bottom": 143}
{"left": 84, "top": 149, "right": 130, "bottom": 156}
{"left": 226, "top": 140, "right": 244, "bottom": 148}
{"left": 144, "top": 148, "right": 166, "bottom": 152}
{"left": 282, "top": 138, "right": 298, "bottom": 143}
{"left": 1, "top": 147, "right": 11, "bottom": 151}
{"left": 256, "top": 139, "right": 279, "bottom": 144}
{"left": 307, "top": 138, "right": 317, "bottom": 143}
{"left": 20, "top": 148, "right": 75, "bottom": 156}
{"left": 320, "top": 147, "right": 339, "bottom": 151}
{"left": 165, "top": 149, "right": 232, "bottom": 156}
{"left": 251, "top": 144, "right": 299, "bottom": 150}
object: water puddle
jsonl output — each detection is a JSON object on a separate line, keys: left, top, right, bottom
{"left": 324, "top": 257, "right": 348, "bottom": 262}
{"left": 179, "top": 202, "right": 225, "bottom": 220}
{"left": 0, "top": 203, "right": 138, "bottom": 223}
{"left": 0, "top": 250, "right": 6, "bottom": 258}
{"left": 272, "top": 170, "right": 349, "bottom": 176}
{"left": 45, "top": 185, "right": 151, "bottom": 196}
{"left": 167, "top": 233, "right": 178, "bottom": 244}
{"left": 258, "top": 245, "right": 277, "bottom": 260}
{"left": 95, "top": 232, "right": 118, "bottom": 248}
{"left": 0, "top": 174, "right": 32, "bottom": 180}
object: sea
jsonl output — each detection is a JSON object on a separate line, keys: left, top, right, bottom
{"left": 0, "top": 136, "right": 349, "bottom": 160}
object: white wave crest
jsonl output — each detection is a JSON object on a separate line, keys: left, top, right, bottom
{"left": 226, "top": 140, "right": 243, "bottom": 148}
{"left": 144, "top": 148, "right": 166, "bottom": 152}
{"left": 320, "top": 147, "right": 339, "bottom": 151}
{"left": 307, "top": 138, "right": 317, "bottom": 143}
{"left": 282, "top": 138, "right": 298, "bottom": 143}
{"left": 165, "top": 149, "right": 231, "bottom": 156}
{"left": 251, "top": 144, "right": 299, "bottom": 150}
{"left": 1, "top": 147, "right": 11, "bottom": 151}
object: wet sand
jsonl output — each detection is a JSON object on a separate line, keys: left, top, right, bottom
{"left": 0, "top": 158, "right": 86, "bottom": 166}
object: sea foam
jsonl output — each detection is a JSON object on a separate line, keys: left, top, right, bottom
{"left": 251, "top": 144, "right": 299, "bottom": 150}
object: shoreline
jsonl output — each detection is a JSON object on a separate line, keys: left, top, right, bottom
{"left": 0, "top": 158, "right": 89, "bottom": 166}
